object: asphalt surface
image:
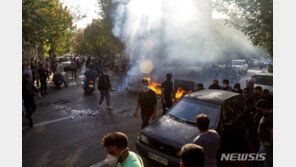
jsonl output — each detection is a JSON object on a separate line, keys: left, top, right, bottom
{"left": 22, "top": 66, "right": 265, "bottom": 167}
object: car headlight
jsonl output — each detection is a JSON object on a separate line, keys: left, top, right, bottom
{"left": 139, "top": 134, "right": 149, "bottom": 145}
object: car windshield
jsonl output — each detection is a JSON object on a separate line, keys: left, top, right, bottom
{"left": 253, "top": 75, "right": 273, "bottom": 86}
{"left": 59, "top": 57, "right": 70, "bottom": 62}
{"left": 167, "top": 98, "right": 220, "bottom": 127}
{"left": 232, "top": 61, "right": 243, "bottom": 65}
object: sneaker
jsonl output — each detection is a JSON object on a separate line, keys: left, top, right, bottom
{"left": 107, "top": 106, "right": 113, "bottom": 110}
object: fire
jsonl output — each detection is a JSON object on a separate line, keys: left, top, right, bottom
{"left": 146, "top": 77, "right": 161, "bottom": 95}
{"left": 174, "top": 87, "right": 192, "bottom": 101}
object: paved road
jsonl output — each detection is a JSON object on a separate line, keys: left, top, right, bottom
{"left": 23, "top": 67, "right": 264, "bottom": 167}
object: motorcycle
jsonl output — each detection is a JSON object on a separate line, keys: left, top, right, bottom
{"left": 84, "top": 80, "right": 95, "bottom": 95}
{"left": 53, "top": 74, "right": 64, "bottom": 89}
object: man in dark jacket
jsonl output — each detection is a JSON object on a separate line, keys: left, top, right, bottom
{"left": 98, "top": 69, "right": 112, "bottom": 110}
{"left": 160, "top": 73, "right": 173, "bottom": 115}
{"left": 208, "top": 79, "right": 221, "bottom": 90}
{"left": 22, "top": 74, "right": 40, "bottom": 127}
{"left": 134, "top": 79, "right": 157, "bottom": 129}
{"left": 256, "top": 99, "right": 273, "bottom": 167}
{"left": 38, "top": 63, "right": 48, "bottom": 95}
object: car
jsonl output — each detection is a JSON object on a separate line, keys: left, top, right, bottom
{"left": 136, "top": 90, "right": 249, "bottom": 167}
{"left": 231, "top": 59, "right": 248, "bottom": 74}
{"left": 58, "top": 57, "right": 71, "bottom": 71}
{"left": 253, "top": 59, "right": 259, "bottom": 66}
{"left": 252, "top": 73, "right": 273, "bottom": 94}
{"left": 263, "top": 59, "right": 273, "bottom": 67}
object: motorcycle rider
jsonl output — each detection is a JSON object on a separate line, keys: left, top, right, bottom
{"left": 54, "top": 62, "right": 68, "bottom": 87}
{"left": 83, "top": 65, "right": 98, "bottom": 88}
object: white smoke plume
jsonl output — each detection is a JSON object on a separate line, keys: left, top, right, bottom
{"left": 111, "top": 0, "right": 265, "bottom": 76}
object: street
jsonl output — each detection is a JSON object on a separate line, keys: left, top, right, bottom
{"left": 22, "top": 67, "right": 263, "bottom": 167}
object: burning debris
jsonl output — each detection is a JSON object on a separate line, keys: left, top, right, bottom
{"left": 145, "top": 77, "right": 193, "bottom": 102}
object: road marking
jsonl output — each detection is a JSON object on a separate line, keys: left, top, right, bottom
{"left": 90, "top": 140, "right": 134, "bottom": 167}
{"left": 22, "top": 116, "right": 73, "bottom": 130}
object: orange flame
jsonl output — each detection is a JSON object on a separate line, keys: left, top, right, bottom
{"left": 174, "top": 87, "right": 192, "bottom": 102}
{"left": 146, "top": 77, "right": 161, "bottom": 95}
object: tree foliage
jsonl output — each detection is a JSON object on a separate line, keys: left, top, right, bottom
{"left": 22, "top": 0, "right": 74, "bottom": 56}
{"left": 214, "top": 0, "right": 273, "bottom": 57}
{"left": 71, "top": 0, "right": 123, "bottom": 56}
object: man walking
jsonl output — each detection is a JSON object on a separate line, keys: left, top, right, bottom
{"left": 22, "top": 74, "right": 40, "bottom": 127}
{"left": 134, "top": 79, "right": 157, "bottom": 129}
{"left": 160, "top": 73, "right": 173, "bottom": 115}
{"left": 98, "top": 69, "right": 112, "bottom": 110}
{"left": 102, "top": 132, "right": 144, "bottom": 167}
{"left": 70, "top": 58, "right": 77, "bottom": 79}
{"left": 38, "top": 63, "right": 48, "bottom": 95}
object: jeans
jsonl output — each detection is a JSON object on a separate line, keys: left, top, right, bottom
{"left": 99, "top": 90, "right": 110, "bottom": 106}
{"left": 141, "top": 113, "right": 152, "bottom": 129}
{"left": 258, "top": 142, "right": 273, "bottom": 167}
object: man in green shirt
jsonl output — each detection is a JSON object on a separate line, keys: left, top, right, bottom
{"left": 102, "top": 132, "right": 144, "bottom": 167}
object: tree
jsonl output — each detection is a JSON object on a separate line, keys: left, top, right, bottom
{"left": 214, "top": 0, "right": 273, "bottom": 57}
{"left": 22, "top": 0, "right": 74, "bottom": 57}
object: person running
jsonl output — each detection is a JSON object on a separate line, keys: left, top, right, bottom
{"left": 22, "top": 74, "right": 41, "bottom": 127}
{"left": 98, "top": 69, "right": 112, "bottom": 110}
{"left": 134, "top": 79, "right": 157, "bottom": 129}
{"left": 102, "top": 132, "right": 144, "bottom": 167}
{"left": 194, "top": 114, "right": 220, "bottom": 167}
{"left": 208, "top": 79, "right": 221, "bottom": 90}
{"left": 180, "top": 143, "right": 204, "bottom": 167}
{"left": 160, "top": 73, "right": 173, "bottom": 115}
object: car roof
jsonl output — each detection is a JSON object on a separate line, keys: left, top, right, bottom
{"left": 184, "top": 89, "right": 239, "bottom": 105}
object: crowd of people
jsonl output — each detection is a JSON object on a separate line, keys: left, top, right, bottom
{"left": 23, "top": 56, "right": 273, "bottom": 167}
{"left": 103, "top": 73, "right": 273, "bottom": 167}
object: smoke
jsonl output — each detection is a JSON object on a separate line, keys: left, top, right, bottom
{"left": 111, "top": 0, "right": 265, "bottom": 79}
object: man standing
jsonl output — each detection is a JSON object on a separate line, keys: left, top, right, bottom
{"left": 38, "top": 63, "right": 48, "bottom": 95}
{"left": 256, "top": 99, "right": 273, "bottom": 167}
{"left": 180, "top": 143, "right": 204, "bottom": 167}
{"left": 160, "top": 73, "right": 173, "bottom": 115}
{"left": 22, "top": 74, "right": 41, "bottom": 127}
{"left": 98, "top": 69, "right": 112, "bottom": 110}
{"left": 253, "top": 86, "right": 264, "bottom": 102}
{"left": 222, "top": 79, "right": 232, "bottom": 91}
{"left": 70, "top": 58, "right": 77, "bottom": 79}
{"left": 134, "top": 79, "right": 157, "bottom": 129}
{"left": 194, "top": 114, "right": 220, "bottom": 167}
{"left": 208, "top": 79, "right": 221, "bottom": 90}
{"left": 102, "top": 132, "right": 144, "bottom": 167}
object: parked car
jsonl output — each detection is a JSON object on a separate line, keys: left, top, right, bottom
{"left": 253, "top": 59, "right": 259, "bottom": 67}
{"left": 58, "top": 57, "right": 71, "bottom": 71}
{"left": 263, "top": 59, "right": 273, "bottom": 68}
{"left": 136, "top": 90, "right": 249, "bottom": 167}
{"left": 231, "top": 59, "right": 248, "bottom": 74}
{"left": 252, "top": 73, "right": 273, "bottom": 94}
